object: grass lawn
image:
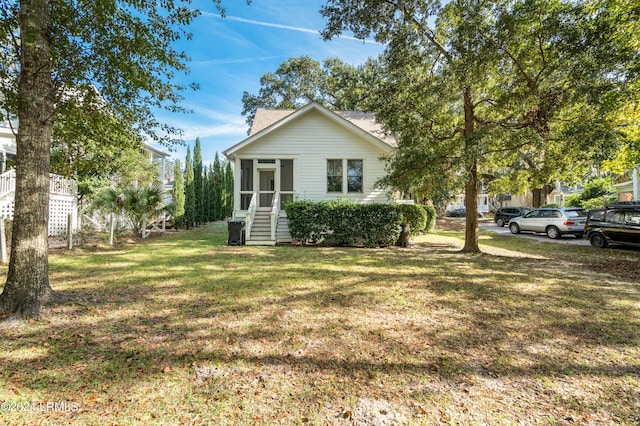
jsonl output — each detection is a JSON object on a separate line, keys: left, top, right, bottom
{"left": 1, "top": 222, "right": 639, "bottom": 425}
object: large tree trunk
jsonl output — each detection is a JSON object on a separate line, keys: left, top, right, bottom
{"left": 462, "top": 86, "right": 480, "bottom": 253}
{"left": 0, "top": 0, "right": 54, "bottom": 317}
{"left": 463, "top": 159, "right": 479, "bottom": 252}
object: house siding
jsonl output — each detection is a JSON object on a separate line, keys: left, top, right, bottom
{"left": 232, "top": 110, "right": 392, "bottom": 204}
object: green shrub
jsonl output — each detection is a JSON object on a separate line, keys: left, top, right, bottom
{"left": 424, "top": 205, "right": 437, "bottom": 232}
{"left": 581, "top": 195, "right": 617, "bottom": 210}
{"left": 285, "top": 201, "right": 402, "bottom": 247}
{"left": 396, "top": 204, "right": 427, "bottom": 235}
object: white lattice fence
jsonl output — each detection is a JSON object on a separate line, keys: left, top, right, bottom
{"left": 0, "top": 196, "right": 78, "bottom": 236}
{"left": 49, "top": 195, "right": 78, "bottom": 236}
{"left": 0, "top": 172, "right": 78, "bottom": 236}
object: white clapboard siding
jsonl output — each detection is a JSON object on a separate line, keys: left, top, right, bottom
{"left": 234, "top": 109, "right": 391, "bottom": 204}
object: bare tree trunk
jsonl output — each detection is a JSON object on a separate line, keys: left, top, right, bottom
{"left": 462, "top": 86, "right": 480, "bottom": 253}
{"left": 0, "top": 0, "right": 54, "bottom": 317}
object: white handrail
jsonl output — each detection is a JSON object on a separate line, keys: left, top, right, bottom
{"left": 270, "top": 192, "right": 279, "bottom": 241}
{"left": 0, "top": 170, "right": 15, "bottom": 198}
{"left": 246, "top": 192, "right": 257, "bottom": 240}
{"left": 0, "top": 170, "right": 77, "bottom": 198}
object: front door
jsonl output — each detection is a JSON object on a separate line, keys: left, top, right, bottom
{"left": 258, "top": 170, "right": 275, "bottom": 209}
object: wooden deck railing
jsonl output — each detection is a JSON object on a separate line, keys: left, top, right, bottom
{"left": 0, "top": 170, "right": 77, "bottom": 198}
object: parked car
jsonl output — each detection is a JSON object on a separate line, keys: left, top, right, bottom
{"left": 445, "top": 207, "right": 487, "bottom": 218}
{"left": 585, "top": 202, "right": 640, "bottom": 248}
{"left": 494, "top": 206, "right": 533, "bottom": 227}
{"left": 445, "top": 207, "right": 466, "bottom": 217}
{"left": 508, "top": 207, "right": 587, "bottom": 239}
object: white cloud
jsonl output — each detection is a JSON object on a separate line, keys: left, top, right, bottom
{"left": 201, "top": 12, "right": 382, "bottom": 45}
{"left": 178, "top": 122, "right": 247, "bottom": 141}
{"left": 193, "top": 55, "right": 284, "bottom": 67}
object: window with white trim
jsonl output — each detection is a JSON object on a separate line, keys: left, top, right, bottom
{"left": 327, "top": 159, "right": 363, "bottom": 193}
{"left": 347, "top": 159, "right": 363, "bottom": 193}
{"left": 327, "top": 159, "right": 343, "bottom": 192}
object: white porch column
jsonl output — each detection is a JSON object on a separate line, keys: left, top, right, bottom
{"left": 233, "top": 157, "right": 241, "bottom": 214}
{"left": 160, "top": 157, "right": 166, "bottom": 185}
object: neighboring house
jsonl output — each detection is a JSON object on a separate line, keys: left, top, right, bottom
{"left": 549, "top": 182, "right": 582, "bottom": 206}
{"left": 0, "top": 122, "right": 78, "bottom": 236}
{"left": 446, "top": 193, "right": 493, "bottom": 216}
{"left": 0, "top": 122, "right": 17, "bottom": 173}
{"left": 144, "top": 142, "right": 172, "bottom": 203}
{"left": 492, "top": 193, "right": 531, "bottom": 209}
{"left": 614, "top": 165, "right": 640, "bottom": 202}
{"left": 223, "top": 102, "right": 397, "bottom": 245}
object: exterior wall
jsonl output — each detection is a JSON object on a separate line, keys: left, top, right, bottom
{"left": 0, "top": 171, "right": 78, "bottom": 236}
{"left": 232, "top": 110, "right": 392, "bottom": 213}
{"left": 494, "top": 194, "right": 530, "bottom": 208}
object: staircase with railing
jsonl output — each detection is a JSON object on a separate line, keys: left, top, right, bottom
{"left": 243, "top": 191, "right": 291, "bottom": 245}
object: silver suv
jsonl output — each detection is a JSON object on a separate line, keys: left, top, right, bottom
{"left": 508, "top": 207, "right": 587, "bottom": 239}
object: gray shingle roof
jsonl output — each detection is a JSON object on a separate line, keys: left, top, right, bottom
{"left": 250, "top": 107, "right": 397, "bottom": 147}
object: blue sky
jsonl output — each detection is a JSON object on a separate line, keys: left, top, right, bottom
{"left": 151, "top": 0, "right": 385, "bottom": 164}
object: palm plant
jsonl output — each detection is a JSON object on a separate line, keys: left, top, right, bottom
{"left": 93, "top": 183, "right": 166, "bottom": 237}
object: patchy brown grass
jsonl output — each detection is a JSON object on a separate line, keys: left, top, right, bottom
{"left": 0, "top": 223, "right": 638, "bottom": 425}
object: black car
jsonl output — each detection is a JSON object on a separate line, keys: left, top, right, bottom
{"left": 446, "top": 207, "right": 466, "bottom": 217}
{"left": 585, "top": 202, "right": 640, "bottom": 248}
{"left": 494, "top": 206, "right": 533, "bottom": 227}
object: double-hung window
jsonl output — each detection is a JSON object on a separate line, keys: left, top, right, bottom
{"left": 347, "top": 160, "right": 363, "bottom": 193}
{"left": 327, "top": 159, "right": 363, "bottom": 193}
{"left": 327, "top": 159, "right": 343, "bottom": 192}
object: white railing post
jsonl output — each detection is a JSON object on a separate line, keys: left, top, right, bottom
{"left": 270, "top": 192, "right": 279, "bottom": 241}
{"left": 0, "top": 218, "right": 7, "bottom": 264}
{"left": 0, "top": 170, "right": 16, "bottom": 198}
{"left": 245, "top": 192, "right": 257, "bottom": 241}
{"left": 67, "top": 213, "right": 73, "bottom": 249}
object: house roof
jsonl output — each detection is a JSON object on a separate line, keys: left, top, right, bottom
{"left": 225, "top": 102, "right": 397, "bottom": 159}
{"left": 614, "top": 180, "right": 633, "bottom": 192}
{"left": 143, "top": 143, "right": 170, "bottom": 159}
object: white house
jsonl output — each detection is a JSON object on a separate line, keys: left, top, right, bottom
{"left": 613, "top": 165, "right": 640, "bottom": 202}
{"left": 223, "top": 102, "right": 397, "bottom": 245}
{"left": 0, "top": 122, "right": 78, "bottom": 236}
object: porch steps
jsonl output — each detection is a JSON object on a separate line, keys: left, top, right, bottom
{"left": 245, "top": 211, "right": 292, "bottom": 246}
{"left": 276, "top": 215, "right": 292, "bottom": 244}
{"left": 246, "top": 211, "right": 275, "bottom": 245}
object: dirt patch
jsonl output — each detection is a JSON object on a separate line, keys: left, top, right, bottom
{"left": 436, "top": 217, "right": 466, "bottom": 231}
{"left": 351, "top": 398, "right": 408, "bottom": 426}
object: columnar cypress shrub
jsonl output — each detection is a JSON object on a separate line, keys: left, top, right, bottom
{"left": 223, "top": 161, "right": 234, "bottom": 218}
{"left": 184, "top": 147, "right": 195, "bottom": 229}
{"left": 193, "top": 138, "right": 204, "bottom": 225}
{"left": 206, "top": 164, "right": 215, "bottom": 222}
{"left": 212, "top": 153, "right": 223, "bottom": 220}
{"left": 202, "top": 164, "right": 210, "bottom": 222}
{"left": 172, "top": 160, "right": 185, "bottom": 228}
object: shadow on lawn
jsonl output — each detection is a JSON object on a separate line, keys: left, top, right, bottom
{"left": 2, "top": 225, "right": 639, "bottom": 422}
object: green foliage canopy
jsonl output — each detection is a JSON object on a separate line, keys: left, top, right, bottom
{"left": 241, "top": 55, "right": 381, "bottom": 128}
{"left": 321, "top": 0, "right": 636, "bottom": 252}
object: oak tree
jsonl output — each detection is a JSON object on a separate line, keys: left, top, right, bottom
{"left": 0, "top": 0, "right": 242, "bottom": 316}
{"left": 321, "top": 0, "right": 634, "bottom": 252}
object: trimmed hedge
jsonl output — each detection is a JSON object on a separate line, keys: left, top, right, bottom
{"left": 285, "top": 201, "right": 402, "bottom": 247}
{"left": 396, "top": 204, "right": 427, "bottom": 235}
{"left": 285, "top": 201, "right": 437, "bottom": 247}
{"left": 424, "top": 205, "right": 437, "bottom": 232}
